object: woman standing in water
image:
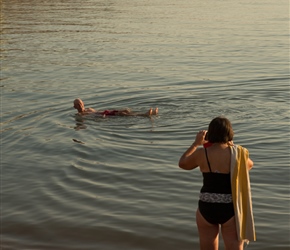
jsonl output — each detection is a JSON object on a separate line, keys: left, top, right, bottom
{"left": 179, "top": 116, "right": 256, "bottom": 250}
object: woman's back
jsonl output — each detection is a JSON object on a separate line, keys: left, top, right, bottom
{"left": 199, "top": 144, "right": 231, "bottom": 174}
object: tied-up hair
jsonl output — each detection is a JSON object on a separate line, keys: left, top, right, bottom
{"left": 207, "top": 116, "right": 234, "bottom": 143}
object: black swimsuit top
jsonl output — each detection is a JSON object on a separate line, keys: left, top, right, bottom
{"left": 201, "top": 148, "right": 231, "bottom": 194}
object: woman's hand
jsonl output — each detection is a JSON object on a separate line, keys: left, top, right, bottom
{"left": 193, "top": 130, "right": 208, "bottom": 146}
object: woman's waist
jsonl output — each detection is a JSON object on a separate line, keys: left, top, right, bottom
{"left": 199, "top": 192, "right": 233, "bottom": 203}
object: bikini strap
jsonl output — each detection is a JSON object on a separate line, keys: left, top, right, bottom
{"left": 204, "top": 148, "right": 212, "bottom": 172}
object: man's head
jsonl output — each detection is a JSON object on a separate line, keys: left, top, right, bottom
{"left": 73, "top": 98, "right": 85, "bottom": 113}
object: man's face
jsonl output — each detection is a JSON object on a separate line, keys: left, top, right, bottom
{"left": 73, "top": 102, "right": 79, "bottom": 109}
{"left": 73, "top": 99, "right": 84, "bottom": 111}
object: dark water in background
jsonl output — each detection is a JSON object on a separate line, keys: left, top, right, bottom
{"left": 1, "top": 0, "right": 289, "bottom": 249}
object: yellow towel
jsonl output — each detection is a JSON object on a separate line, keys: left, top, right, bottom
{"left": 230, "top": 145, "right": 256, "bottom": 243}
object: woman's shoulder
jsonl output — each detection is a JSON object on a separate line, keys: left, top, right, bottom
{"left": 231, "top": 144, "right": 249, "bottom": 153}
{"left": 196, "top": 147, "right": 206, "bottom": 154}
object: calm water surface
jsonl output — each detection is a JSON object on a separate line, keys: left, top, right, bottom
{"left": 1, "top": 0, "right": 289, "bottom": 249}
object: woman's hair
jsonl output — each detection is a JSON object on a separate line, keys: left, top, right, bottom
{"left": 207, "top": 116, "right": 234, "bottom": 143}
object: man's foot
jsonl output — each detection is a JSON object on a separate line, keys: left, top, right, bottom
{"left": 146, "top": 107, "right": 158, "bottom": 116}
{"left": 147, "top": 108, "right": 153, "bottom": 116}
{"left": 153, "top": 107, "right": 158, "bottom": 115}
{"left": 146, "top": 108, "right": 153, "bottom": 116}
